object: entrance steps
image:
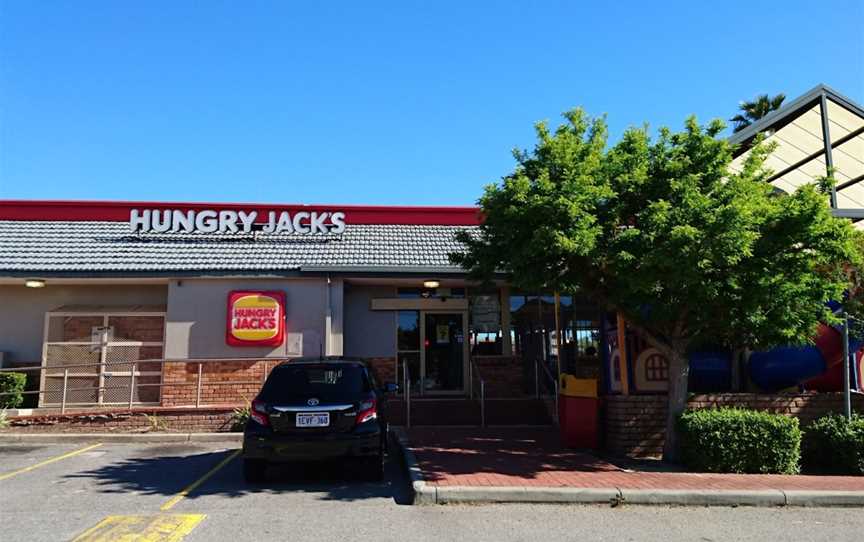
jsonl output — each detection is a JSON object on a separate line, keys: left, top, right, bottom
{"left": 386, "top": 397, "right": 553, "bottom": 426}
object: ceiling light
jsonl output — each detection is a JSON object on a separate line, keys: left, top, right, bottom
{"left": 423, "top": 280, "right": 440, "bottom": 289}
{"left": 25, "top": 279, "right": 46, "bottom": 288}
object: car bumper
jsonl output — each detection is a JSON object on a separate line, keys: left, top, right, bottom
{"left": 243, "top": 428, "right": 383, "bottom": 462}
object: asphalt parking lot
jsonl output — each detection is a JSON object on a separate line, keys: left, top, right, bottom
{"left": 1, "top": 440, "right": 863, "bottom": 542}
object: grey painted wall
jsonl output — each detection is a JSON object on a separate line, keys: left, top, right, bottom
{"left": 344, "top": 284, "right": 396, "bottom": 358}
{"left": 165, "top": 279, "right": 329, "bottom": 359}
{"left": 0, "top": 284, "right": 168, "bottom": 366}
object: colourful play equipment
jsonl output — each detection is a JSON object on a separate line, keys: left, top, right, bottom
{"left": 603, "top": 315, "right": 863, "bottom": 394}
{"left": 558, "top": 375, "right": 600, "bottom": 449}
{"left": 748, "top": 323, "right": 863, "bottom": 392}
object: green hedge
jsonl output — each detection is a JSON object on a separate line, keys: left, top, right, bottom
{"left": 0, "top": 372, "right": 26, "bottom": 409}
{"left": 802, "top": 414, "right": 864, "bottom": 475}
{"left": 678, "top": 408, "right": 801, "bottom": 474}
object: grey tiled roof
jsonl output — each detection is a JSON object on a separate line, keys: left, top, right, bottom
{"left": 0, "top": 221, "right": 477, "bottom": 273}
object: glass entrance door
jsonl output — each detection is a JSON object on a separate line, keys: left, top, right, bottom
{"left": 422, "top": 312, "right": 466, "bottom": 393}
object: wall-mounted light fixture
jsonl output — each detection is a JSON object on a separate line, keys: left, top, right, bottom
{"left": 25, "top": 279, "right": 46, "bottom": 288}
{"left": 423, "top": 280, "right": 440, "bottom": 289}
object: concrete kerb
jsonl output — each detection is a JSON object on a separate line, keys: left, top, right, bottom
{"left": 389, "top": 427, "right": 864, "bottom": 507}
{"left": 0, "top": 432, "right": 243, "bottom": 444}
{"left": 619, "top": 489, "right": 786, "bottom": 507}
{"left": 391, "top": 426, "right": 437, "bottom": 505}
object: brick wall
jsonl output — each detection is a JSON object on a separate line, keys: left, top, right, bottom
{"left": 3, "top": 407, "right": 237, "bottom": 433}
{"left": 160, "top": 360, "right": 275, "bottom": 407}
{"left": 473, "top": 356, "right": 529, "bottom": 397}
{"left": 606, "top": 392, "right": 864, "bottom": 458}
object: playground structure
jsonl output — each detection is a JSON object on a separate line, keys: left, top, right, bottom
{"left": 603, "top": 317, "right": 864, "bottom": 395}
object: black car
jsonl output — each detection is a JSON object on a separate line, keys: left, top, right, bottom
{"left": 242, "top": 357, "right": 398, "bottom": 482}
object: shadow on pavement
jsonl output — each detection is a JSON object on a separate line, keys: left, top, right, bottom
{"left": 407, "top": 427, "right": 621, "bottom": 482}
{"left": 65, "top": 446, "right": 413, "bottom": 505}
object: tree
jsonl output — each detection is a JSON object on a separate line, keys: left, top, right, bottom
{"left": 452, "top": 109, "right": 861, "bottom": 461}
{"left": 730, "top": 93, "right": 786, "bottom": 133}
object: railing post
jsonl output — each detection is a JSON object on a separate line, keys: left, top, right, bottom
{"left": 61, "top": 368, "right": 69, "bottom": 414}
{"left": 404, "top": 360, "right": 411, "bottom": 429}
{"left": 195, "top": 362, "right": 203, "bottom": 408}
{"left": 128, "top": 362, "right": 136, "bottom": 409}
{"left": 480, "top": 380, "right": 486, "bottom": 428}
{"left": 534, "top": 358, "right": 539, "bottom": 399}
{"left": 554, "top": 385, "right": 559, "bottom": 425}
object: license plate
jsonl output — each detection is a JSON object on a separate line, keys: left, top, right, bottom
{"left": 296, "top": 412, "right": 330, "bottom": 427}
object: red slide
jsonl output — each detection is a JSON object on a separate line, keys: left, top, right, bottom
{"left": 803, "top": 326, "right": 863, "bottom": 391}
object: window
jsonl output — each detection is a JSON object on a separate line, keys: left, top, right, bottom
{"left": 645, "top": 353, "right": 669, "bottom": 382}
{"left": 260, "top": 365, "right": 370, "bottom": 402}
{"left": 509, "top": 292, "right": 600, "bottom": 373}
{"left": 396, "top": 310, "right": 421, "bottom": 393}
{"left": 469, "top": 288, "right": 502, "bottom": 355}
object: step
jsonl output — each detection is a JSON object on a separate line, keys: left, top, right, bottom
{"left": 386, "top": 398, "right": 553, "bottom": 426}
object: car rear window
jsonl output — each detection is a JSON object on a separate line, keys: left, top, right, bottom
{"left": 259, "top": 365, "right": 370, "bottom": 402}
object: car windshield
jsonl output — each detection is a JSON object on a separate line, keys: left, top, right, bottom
{"left": 259, "top": 364, "right": 370, "bottom": 402}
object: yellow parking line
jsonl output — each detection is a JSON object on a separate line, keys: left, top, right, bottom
{"left": 160, "top": 449, "right": 241, "bottom": 511}
{"left": 72, "top": 514, "right": 206, "bottom": 542}
{"left": 0, "top": 442, "right": 102, "bottom": 481}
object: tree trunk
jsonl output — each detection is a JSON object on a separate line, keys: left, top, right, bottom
{"left": 730, "top": 348, "right": 742, "bottom": 392}
{"left": 663, "top": 347, "right": 690, "bottom": 462}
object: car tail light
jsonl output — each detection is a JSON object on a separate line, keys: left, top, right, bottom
{"left": 356, "top": 397, "right": 377, "bottom": 425}
{"left": 250, "top": 399, "right": 270, "bottom": 427}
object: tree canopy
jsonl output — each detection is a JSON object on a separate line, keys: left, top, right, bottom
{"left": 730, "top": 93, "right": 786, "bottom": 133}
{"left": 453, "top": 109, "right": 861, "bottom": 458}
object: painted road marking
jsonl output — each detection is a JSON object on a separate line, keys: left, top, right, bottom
{"left": 0, "top": 443, "right": 103, "bottom": 481}
{"left": 72, "top": 514, "right": 206, "bottom": 542}
{"left": 160, "top": 449, "right": 241, "bottom": 511}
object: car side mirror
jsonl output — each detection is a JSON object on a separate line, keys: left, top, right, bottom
{"left": 382, "top": 382, "right": 399, "bottom": 394}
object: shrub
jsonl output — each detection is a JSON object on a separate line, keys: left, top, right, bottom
{"left": 678, "top": 408, "right": 801, "bottom": 474}
{"left": 0, "top": 373, "right": 26, "bottom": 409}
{"left": 230, "top": 405, "right": 250, "bottom": 432}
{"left": 802, "top": 413, "right": 864, "bottom": 475}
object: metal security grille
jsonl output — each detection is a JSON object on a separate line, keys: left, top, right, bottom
{"left": 40, "top": 311, "right": 165, "bottom": 407}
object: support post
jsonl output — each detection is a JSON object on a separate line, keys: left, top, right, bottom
{"left": 843, "top": 314, "right": 852, "bottom": 419}
{"left": 195, "top": 362, "right": 203, "bottom": 408}
{"left": 820, "top": 92, "right": 837, "bottom": 208}
{"left": 128, "top": 362, "right": 136, "bottom": 409}
{"left": 61, "top": 368, "right": 69, "bottom": 414}
{"left": 616, "top": 313, "right": 630, "bottom": 395}
{"left": 500, "top": 286, "right": 512, "bottom": 355}
{"left": 554, "top": 293, "right": 562, "bottom": 379}
{"left": 480, "top": 380, "right": 486, "bottom": 428}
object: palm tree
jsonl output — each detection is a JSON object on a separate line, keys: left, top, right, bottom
{"left": 730, "top": 93, "right": 786, "bottom": 133}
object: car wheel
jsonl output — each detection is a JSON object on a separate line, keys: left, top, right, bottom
{"left": 243, "top": 459, "right": 267, "bottom": 483}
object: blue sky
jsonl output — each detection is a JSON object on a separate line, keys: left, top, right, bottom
{"left": 1, "top": 1, "right": 862, "bottom": 206}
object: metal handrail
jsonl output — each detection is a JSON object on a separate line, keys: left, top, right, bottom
{"left": 536, "top": 357, "right": 559, "bottom": 424}
{"left": 402, "top": 360, "right": 411, "bottom": 428}
{"left": 469, "top": 358, "right": 486, "bottom": 427}
{"left": 0, "top": 357, "right": 284, "bottom": 414}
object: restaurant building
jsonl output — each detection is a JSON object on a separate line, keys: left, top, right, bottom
{"left": 1, "top": 84, "right": 861, "bottom": 448}
{"left": 0, "top": 200, "right": 602, "bottom": 419}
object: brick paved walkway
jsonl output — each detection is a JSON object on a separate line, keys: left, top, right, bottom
{"left": 407, "top": 427, "right": 864, "bottom": 491}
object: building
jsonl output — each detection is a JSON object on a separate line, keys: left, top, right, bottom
{"left": 0, "top": 84, "right": 861, "bottom": 443}
{"left": 0, "top": 200, "right": 604, "bottom": 414}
